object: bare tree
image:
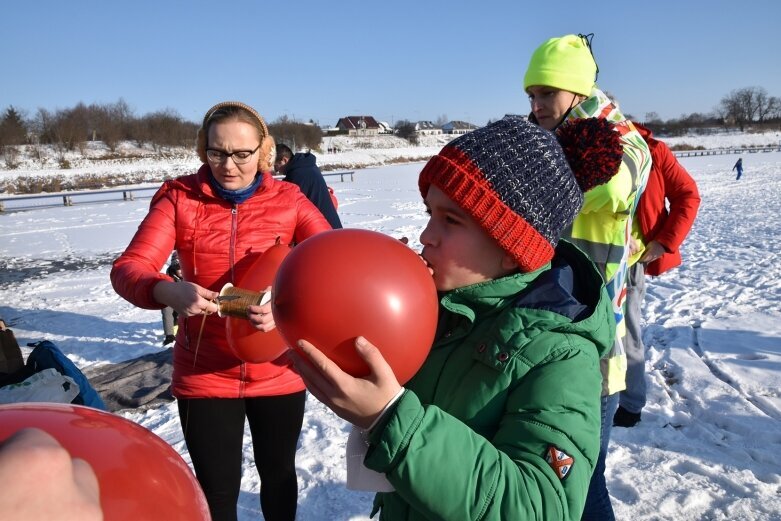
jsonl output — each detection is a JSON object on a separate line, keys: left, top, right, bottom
{"left": 394, "top": 120, "right": 418, "bottom": 145}
{"left": 718, "top": 87, "right": 776, "bottom": 130}
{"left": 91, "top": 99, "right": 134, "bottom": 152}
{"left": 138, "top": 109, "right": 198, "bottom": 151}
{"left": 269, "top": 115, "right": 323, "bottom": 152}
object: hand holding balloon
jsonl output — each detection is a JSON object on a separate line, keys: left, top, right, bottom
{"left": 246, "top": 286, "right": 275, "bottom": 332}
{"left": 224, "top": 243, "right": 292, "bottom": 363}
{"left": 0, "top": 403, "right": 210, "bottom": 520}
{"left": 0, "top": 428, "right": 102, "bottom": 520}
{"left": 289, "top": 336, "right": 403, "bottom": 430}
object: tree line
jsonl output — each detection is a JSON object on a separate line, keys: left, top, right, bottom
{"left": 0, "top": 100, "right": 199, "bottom": 154}
{"left": 0, "top": 100, "right": 327, "bottom": 168}
{"left": 633, "top": 86, "right": 780, "bottom": 136}
{"left": 1, "top": 86, "right": 779, "bottom": 164}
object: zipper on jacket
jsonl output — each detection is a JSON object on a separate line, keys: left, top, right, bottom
{"left": 230, "top": 205, "right": 238, "bottom": 282}
{"left": 239, "top": 362, "right": 246, "bottom": 397}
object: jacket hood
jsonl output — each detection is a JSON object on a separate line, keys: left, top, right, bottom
{"left": 286, "top": 152, "right": 317, "bottom": 172}
{"left": 539, "top": 241, "right": 616, "bottom": 359}
{"left": 633, "top": 122, "right": 653, "bottom": 140}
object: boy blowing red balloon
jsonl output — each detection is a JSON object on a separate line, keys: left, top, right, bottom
{"left": 289, "top": 115, "right": 617, "bottom": 520}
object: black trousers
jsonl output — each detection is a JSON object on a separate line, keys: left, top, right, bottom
{"left": 178, "top": 391, "right": 306, "bottom": 521}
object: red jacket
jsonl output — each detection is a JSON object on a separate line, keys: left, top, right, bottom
{"left": 634, "top": 124, "right": 701, "bottom": 276}
{"left": 111, "top": 165, "right": 332, "bottom": 398}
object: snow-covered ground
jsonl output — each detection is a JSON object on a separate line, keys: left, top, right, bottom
{"left": 1, "top": 139, "right": 780, "bottom": 519}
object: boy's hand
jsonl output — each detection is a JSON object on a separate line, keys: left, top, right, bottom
{"left": 0, "top": 428, "right": 103, "bottom": 520}
{"left": 289, "top": 337, "right": 402, "bottom": 430}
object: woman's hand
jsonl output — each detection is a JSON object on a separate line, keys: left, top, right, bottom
{"left": 639, "top": 240, "right": 666, "bottom": 264}
{"left": 247, "top": 286, "right": 275, "bottom": 332}
{"left": 288, "top": 336, "right": 403, "bottom": 430}
{"left": 153, "top": 280, "right": 219, "bottom": 317}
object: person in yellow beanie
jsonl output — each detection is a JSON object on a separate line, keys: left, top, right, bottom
{"left": 524, "top": 34, "right": 597, "bottom": 131}
{"left": 524, "top": 33, "right": 652, "bottom": 521}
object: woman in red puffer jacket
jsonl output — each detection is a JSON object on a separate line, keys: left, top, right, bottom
{"left": 111, "top": 101, "right": 331, "bottom": 521}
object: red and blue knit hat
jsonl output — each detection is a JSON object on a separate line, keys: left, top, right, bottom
{"left": 418, "top": 115, "right": 585, "bottom": 272}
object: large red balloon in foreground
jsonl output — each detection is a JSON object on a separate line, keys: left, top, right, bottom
{"left": 0, "top": 403, "right": 210, "bottom": 520}
{"left": 272, "top": 229, "right": 438, "bottom": 385}
{"left": 225, "top": 243, "right": 291, "bottom": 363}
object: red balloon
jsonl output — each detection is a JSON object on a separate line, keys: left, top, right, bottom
{"left": 225, "top": 243, "right": 291, "bottom": 362}
{"left": 272, "top": 229, "right": 438, "bottom": 384}
{"left": 0, "top": 403, "right": 210, "bottom": 520}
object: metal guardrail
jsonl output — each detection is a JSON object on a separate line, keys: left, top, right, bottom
{"left": 673, "top": 145, "right": 780, "bottom": 158}
{"left": 322, "top": 171, "right": 355, "bottom": 182}
{"left": 0, "top": 171, "right": 355, "bottom": 213}
{"left": 0, "top": 187, "right": 159, "bottom": 212}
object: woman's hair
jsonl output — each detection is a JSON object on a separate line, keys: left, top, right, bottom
{"left": 196, "top": 101, "right": 276, "bottom": 171}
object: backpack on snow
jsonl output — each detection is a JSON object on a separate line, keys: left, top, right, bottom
{"left": 0, "top": 323, "right": 24, "bottom": 386}
{"left": 24, "top": 340, "right": 107, "bottom": 410}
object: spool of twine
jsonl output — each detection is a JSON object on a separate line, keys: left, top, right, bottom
{"left": 217, "top": 283, "right": 270, "bottom": 319}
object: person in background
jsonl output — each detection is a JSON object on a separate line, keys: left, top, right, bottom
{"left": 111, "top": 101, "right": 332, "bottom": 521}
{"left": 161, "top": 251, "right": 183, "bottom": 346}
{"left": 615, "top": 123, "right": 701, "bottom": 428}
{"left": 733, "top": 157, "right": 743, "bottom": 180}
{"left": 274, "top": 143, "right": 342, "bottom": 229}
{"left": 290, "top": 116, "right": 615, "bottom": 520}
{"left": 0, "top": 428, "right": 102, "bottom": 520}
{"left": 523, "top": 33, "right": 652, "bottom": 521}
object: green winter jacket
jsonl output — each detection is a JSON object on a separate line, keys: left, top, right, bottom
{"left": 365, "top": 242, "right": 615, "bottom": 521}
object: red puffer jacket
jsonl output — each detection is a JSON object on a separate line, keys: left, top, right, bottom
{"left": 111, "top": 165, "right": 332, "bottom": 398}
{"left": 634, "top": 124, "right": 701, "bottom": 276}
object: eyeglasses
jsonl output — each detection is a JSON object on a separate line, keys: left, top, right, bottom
{"left": 205, "top": 145, "right": 260, "bottom": 165}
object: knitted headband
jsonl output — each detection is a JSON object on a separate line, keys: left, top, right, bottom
{"left": 196, "top": 101, "right": 275, "bottom": 171}
{"left": 523, "top": 34, "right": 597, "bottom": 96}
{"left": 419, "top": 116, "right": 584, "bottom": 272}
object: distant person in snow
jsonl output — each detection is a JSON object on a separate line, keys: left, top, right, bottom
{"left": 523, "top": 33, "right": 651, "bottom": 521}
{"left": 733, "top": 157, "right": 743, "bottom": 180}
{"left": 0, "top": 428, "right": 102, "bottom": 520}
{"left": 111, "top": 101, "right": 332, "bottom": 521}
{"left": 274, "top": 143, "right": 342, "bottom": 229}
{"left": 160, "top": 251, "right": 182, "bottom": 346}
{"left": 615, "top": 123, "right": 701, "bottom": 429}
{"left": 290, "top": 117, "right": 614, "bottom": 520}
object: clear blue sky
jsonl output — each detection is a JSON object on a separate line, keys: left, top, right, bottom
{"left": 5, "top": 0, "right": 780, "bottom": 127}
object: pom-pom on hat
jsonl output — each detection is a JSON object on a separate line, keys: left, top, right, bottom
{"left": 524, "top": 34, "right": 597, "bottom": 96}
{"left": 556, "top": 118, "right": 624, "bottom": 192}
{"left": 196, "top": 101, "right": 276, "bottom": 172}
{"left": 418, "top": 115, "right": 584, "bottom": 272}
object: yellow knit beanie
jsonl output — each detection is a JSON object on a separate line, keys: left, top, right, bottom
{"left": 523, "top": 34, "right": 597, "bottom": 96}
